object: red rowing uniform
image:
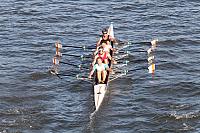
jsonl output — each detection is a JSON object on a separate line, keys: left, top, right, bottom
{"left": 98, "top": 52, "right": 107, "bottom": 62}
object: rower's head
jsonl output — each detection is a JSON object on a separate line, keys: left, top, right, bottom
{"left": 96, "top": 57, "right": 103, "bottom": 64}
{"left": 98, "top": 47, "right": 104, "bottom": 54}
{"left": 102, "top": 28, "right": 108, "bottom": 38}
{"left": 102, "top": 28, "right": 108, "bottom": 35}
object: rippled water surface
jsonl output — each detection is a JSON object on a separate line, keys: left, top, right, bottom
{"left": 0, "top": 0, "right": 200, "bottom": 133}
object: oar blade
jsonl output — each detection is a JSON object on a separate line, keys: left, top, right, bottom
{"left": 55, "top": 42, "right": 62, "bottom": 49}
{"left": 53, "top": 57, "right": 60, "bottom": 65}
{"left": 147, "top": 48, "right": 153, "bottom": 54}
{"left": 147, "top": 56, "right": 155, "bottom": 62}
{"left": 151, "top": 39, "right": 158, "bottom": 47}
{"left": 56, "top": 51, "right": 62, "bottom": 57}
{"left": 148, "top": 64, "right": 155, "bottom": 74}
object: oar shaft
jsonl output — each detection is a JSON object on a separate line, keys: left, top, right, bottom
{"left": 133, "top": 50, "right": 146, "bottom": 52}
{"left": 62, "top": 45, "right": 95, "bottom": 50}
{"left": 60, "top": 61, "right": 89, "bottom": 70}
{"left": 62, "top": 45, "right": 84, "bottom": 49}
{"left": 128, "top": 67, "right": 145, "bottom": 72}
{"left": 60, "top": 61, "right": 78, "bottom": 67}
{"left": 62, "top": 53, "right": 83, "bottom": 58}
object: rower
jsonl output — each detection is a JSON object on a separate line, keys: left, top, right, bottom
{"left": 89, "top": 57, "right": 111, "bottom": 84}
{"left": 96, "top": 28, "right": 112, "bottom": 48}
{"left": 92, "top": 47, "right": 116, "bottom": 66}
{"left": 94, "top": 29, "right": 115, "bottom": 55}
{"left": 102, "top": 42, "right": 115, "bottom": 54}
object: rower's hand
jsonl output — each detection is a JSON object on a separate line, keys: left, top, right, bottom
{"left": 109, "top": 68, "right": 115, "bottom": 74}
{"left": 113, "top": 60, "right": 117, "bottom": 64}
{"left": 90, "top": 63, "right": 94, "bottom": 69}
{"left": 113, "top": 48, "right": 117, "bottom": 52}
{"left": 88, "top": 75, "right": 92, "bottom": 79}
{"left": 108, "top": 68, "right": 112, "bottom": 72}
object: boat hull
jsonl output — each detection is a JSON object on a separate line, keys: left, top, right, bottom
{"left": 94, "top": 84, "right": 107, "bottom": 111}
{"left": 93, "top": 23, "right": 114, "bottom": 111}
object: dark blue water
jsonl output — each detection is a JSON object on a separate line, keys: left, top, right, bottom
{"left": 0, "top": 0, "right": 200, "bottom": 132}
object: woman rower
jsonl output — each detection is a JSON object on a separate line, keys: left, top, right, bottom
{"left": 94, "top": 31, "right": 116, "bottom": 56}
{"left": 92, "top": 47, "right": 116, "bottom": 66}
{"left": 89, "top": 57, "right": 112, "bottom": 83}
{"left": 96, "top": 28, "right": 112, "bottom": 48}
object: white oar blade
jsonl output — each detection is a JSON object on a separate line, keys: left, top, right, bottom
{"left": 147, "top": 48, "right": 152, "bottom": 54}
{"left": 56, "top": 51, "right": 62, "bottom": 57}
{"left": 53, "top": 57, "right": 60, "bottom": 65}
{"left": 151, "top": 39, "right": 158, "bottom": 49}
{"left": 148, "top": 64, "right": 155, "bottom": 73}
{"left": 148, "top": 56, "right": 155, "bottom": 62}
{"left": 55, "top": 42, "right": 62, "bottom": 49}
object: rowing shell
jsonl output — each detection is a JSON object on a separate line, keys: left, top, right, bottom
{"left": 94, "top": 23, "right": 114, "bottom": 111}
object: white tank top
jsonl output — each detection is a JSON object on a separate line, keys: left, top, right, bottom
{"left": 103, "top": 44, "right": 112, "bottom": 52}
{"left": 94, "top": 64, "right": 108, "bottom": 71}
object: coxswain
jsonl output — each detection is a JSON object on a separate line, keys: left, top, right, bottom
{"left": 89, "top": 57, "right": 112, "bottom": 83}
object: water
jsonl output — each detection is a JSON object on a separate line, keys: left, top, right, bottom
{"left": 0, "top": 0, "right": 200, "bottom": 132}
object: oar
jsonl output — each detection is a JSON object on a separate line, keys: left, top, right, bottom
{"left": 147, "top": 48, "right": 154, "bottom": 55}
{"left": 54, "top": 52, "right": 91, "bottom": 61}
{"left": 61, "top": 53, "right": 91, "bottom": 58}
{"left": 116, "top": 49, "right": 155, "bottom": 55}
{"left": 53, "top": 57, "right": 90, "bottom": 70}
{"left": 148, "top": 64, "right": 155, "bottom": 74}
{"left": 128, "top": 39, "right": 158, "bottom": 46}
{"left": 124, "top": 67, "right": 146, "bottom": 73}
{"left": 116, "top": 47, "right": 154, "bottom": 56}
{"left": 115, "top": 54, "right": 129, "bottom": 60}
{"left": 116, "top": 60, "right": 129, "bottom": 64}
{"left": 51, "top": 73, "right": 78, "bottom": 80}
{"left": 115, "top": 51, "right": 129, "bottom": 54}
{"left": 76, "top": 74, "right": 93, "bottom": 80}
{"left": 55, "top": 44, "right": 95, "bottom": 50}
{"left": 53, "top": 57, "right": 78, "bottom": 66}
{"left": 113, "top": 63, "right": 128, "bottom": 68}
{"left": 55, "top": 42, "right": 62, "bottom": 49}
{"left": 49, "top": 69, "right": 62, "bottom": 79}
{"left": 147, "top": 56, "right": 155, "bottom": 62}
{"left": 116, "top": 44, "right": 130, "bottom": 51}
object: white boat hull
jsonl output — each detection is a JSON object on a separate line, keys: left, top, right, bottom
{"left": 94, "top": 84, "right": 107, "bottom": 110}
{"left": 93, "top": 23, "right": 114, "bottom": 111}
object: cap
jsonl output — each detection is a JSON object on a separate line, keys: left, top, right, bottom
{"left": 102, "top": 28, "right": 108, "bottom": 34}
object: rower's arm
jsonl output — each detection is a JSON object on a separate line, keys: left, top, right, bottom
{"left": 89, "top": 69, "right": 94, "bottom": 78}
{"left": 96, "top": 37, "right": 102, "bottom": 47}
{"left": 89, "top": 65, "right": 96, "bottom": 78}
{"left": 107, "top": 53, "right": 112, "bottom": 61}
{"left": 109, "top": 36, "right": 116, "bottom": 43}
{"left": 92, "top": 55, "right": 97, "bottom": 66}
{"left": 107, "top": 54, "right": 117, "bottom": 64}
{"left": 106, "top": 67, "right": 112, "bottom": 72}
